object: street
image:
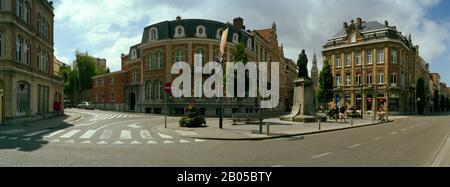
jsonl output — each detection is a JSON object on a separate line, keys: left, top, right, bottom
{"left": 0, "top": 109, "right": 449, "bottom": 167}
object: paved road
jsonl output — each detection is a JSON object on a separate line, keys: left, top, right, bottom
{"left": 0, "top": 109, "right": 449, "bottom": 167}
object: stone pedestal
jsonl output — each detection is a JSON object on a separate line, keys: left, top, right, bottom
{"left": 280, "top": 78, "right": 317, "bottom": 123}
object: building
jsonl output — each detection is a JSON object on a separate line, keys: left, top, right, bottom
{"left": 0, "top": 0, "right": 62, "bottom": 125}
{"left": 92, "top": 17, "right": 295, "bottom": 116}
{"left": 283, "top": 57, "right": 298, "bottom": 111}
{"left": 322, "top": 18, "right": 431, "bottom": 115}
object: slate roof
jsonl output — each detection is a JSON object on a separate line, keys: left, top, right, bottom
{"left": 332, "top": 21, "right": 388, "bottom": 38}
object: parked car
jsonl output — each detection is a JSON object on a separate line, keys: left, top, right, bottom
{"left": 78, "top": 102, "right": 94, "bottom": 110}
{"left": 64, "top": 100, "right": 72, "bottom": 109}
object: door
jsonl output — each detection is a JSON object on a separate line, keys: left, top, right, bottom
{"left": 0, "top": 89, "right": 4, "bottom": 124}
{"left": 129, "top": 93, "right": 136, "bottom": 111}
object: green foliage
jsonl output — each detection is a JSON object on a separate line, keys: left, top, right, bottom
{"left": 416, "top": 78, "right": 426, "bottom": 114}
{"left": 433, "top": 90, "right": 440, "bottom": 112}
{"left": 75, "top": 51, "right": 98, "bottom": 91}
{"left": 441, "top": 95, "right": 446, "bottom": 112}
{"left": 231, "top": 42, "right": 248, "bottom": 65}
{"left": 318, "top": 60, "right": 334, "bottom": 106}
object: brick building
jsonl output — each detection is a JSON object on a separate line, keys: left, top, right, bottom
{"left": 0, "top": 0, "right": 62, "bottom": 125}
{"left": 92, "top": 17, "right": 296, "bottom": 116}
{"left": 322, "top": 18, "right": 431, "bottom": 115}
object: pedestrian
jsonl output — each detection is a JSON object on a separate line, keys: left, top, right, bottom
{"left": 340, "top": 105, "right": 347, "bottom": 123}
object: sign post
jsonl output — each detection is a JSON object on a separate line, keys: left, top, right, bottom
{"left": 164, "top": 82, "right": 173, "bottom": 129}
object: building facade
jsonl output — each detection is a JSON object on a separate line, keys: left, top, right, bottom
{"left": 92, "top": 17, "right": 295, "bottom": 116}
{"left": 322, "top": 18, "right": 430, "bottom": 115}
{"left": 0, "top": 0, "right": 62, "bottom": 125}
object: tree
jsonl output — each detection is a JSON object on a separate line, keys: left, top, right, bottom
{"left": 416, "top": 78, "right": 426, "bottom": 115}
{"left": 230, "top": 42, "right": 249, "bottom": 113}
{"left": 441, "top": 95, "right": 446, "bottom": 112}
{"left": 75, "top": 51, "right": 98, "bottom": 91}
{"left": 447, "top": 98, "right": 450, "bottom": 112}
{"left": 433, "top": 90, "right": 440, "bottom": 112}
{"left": 318, "top": 60, "right": 334, "bottom": 110}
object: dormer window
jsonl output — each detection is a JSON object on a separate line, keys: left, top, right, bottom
{"left": 131, "top": 49, "right": 137, "bottom": 59}
{"left": 247, "top": 38, "right": 252, "bottom": 49}
{"left": 149, "top": 28, "right": 158, "bottom": 41}
{"left": 174, "top": 26, "right": 185, "bottom": 38}
{"left": 350, "top": 33, "right": 356, "bottom": 43}
{"left": 232, "top": 33, "right": 239, "bottom": 43}
{"left": 216, "top": 29, "right": 222, "bottom": 39}
{"left": 196, "top": 25, "right": 207, "bottom": 38}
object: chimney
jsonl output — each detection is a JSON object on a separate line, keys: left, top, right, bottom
{"left": 385, "top": 20, "right": 389, "bottom": 27}
{"left": 176, "top": 16, "right": 181, "bottom": 20}
{"left": 233, "top": 17, "right": 244, "bottom": 30}
{"left": 343, "top": 22, "right": 348, "bottom": 29}
{"left": 356, "top": 18, "right": 362, "bottom": 28}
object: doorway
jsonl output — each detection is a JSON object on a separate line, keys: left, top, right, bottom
{"left": 0, "top": 89, "right": 4, "bottom": 124}
{"left": 129, "top": 93, "right": 136, "bottom": 111}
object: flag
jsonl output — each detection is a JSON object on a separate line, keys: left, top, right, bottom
{"left": 219, "top": 28, "right": 229, "bottom": 62}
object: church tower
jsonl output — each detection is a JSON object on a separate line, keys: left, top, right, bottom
{"left": 311, "top": 52, "right": 319, "bottom": 94}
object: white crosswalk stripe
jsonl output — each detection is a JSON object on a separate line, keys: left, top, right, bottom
{"left": 23, "top": 130, "right": 51, "bottom": 137}
{"left": 120, "top": 130, "right": 132, "bottom": 140}
{"left": 79, "top": 130, "right": 97, "bottom": 139}
{"left": 99, "top": 130, "right": 113, "bottom": 140}
{"left": 60, "top": 130, "right": 81, "bottom": 138}
{"left": 158, "top": 133, "right": 173, "bottom": 139}
{"left": 140, "top": 130, "right": 153, "bottom": 140}
{"left": 44, "top": 130, "right": 65, "bottom": 138}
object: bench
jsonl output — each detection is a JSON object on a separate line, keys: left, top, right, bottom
{"left": 232, "top": 113, "right": 262, "bottom": 125}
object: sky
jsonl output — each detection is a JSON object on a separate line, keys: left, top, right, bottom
{"left": 53, "top": 0, "right": 450, "bottom": 84}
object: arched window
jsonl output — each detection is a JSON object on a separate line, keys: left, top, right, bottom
{"left": 149, "top": 28, "right": 158, "bottom": 41}
{"left": 175, "top": 49, "right": 185, "bottom": 62}
{"left": 145, "top": 81, "right": 152, "bottom": 101}
{"left": 0, "top": 32, "right": 2, "bottom": 57}
{"left": 174, "top": 26, "right": 185, "bottom": 38}
{"left": 25, "top": 2, "right": 30, "bottom": 23}
{"left": 156, "top": 50, "right": 163, "bottom": 69}
{"left": 195, "top": 48, "right": 205, "bottom": 64}
{"left": 37, "top": 14, "right": 41, "bottom": 33}
{"left": 154, "top": 80, "right": 163, "bottom": 100}
{"left": 232, "top": 33, "right": 239, "bottom": 43}
{"left": 16, "top": 35, "right": 23, "bottom": 62}
{"left": 24, "top": 40, "right": 30, "bottom": 65}
{"left": 46, "top": 53, "right": 50, "bottom": 72}
{"left": 196, "top": 25, "right": 207, "bottom": 38}
{"left": 37, "top": 47, "right": 40, "bottom": 69}
{"left": 17, "top": 81, "right": 30, "bottom": 117}
{"left": 16, "top": 0, "right": 22, "bottom": 18}
{"left": 146, "top": 53, "right": 152, "bottom": 70}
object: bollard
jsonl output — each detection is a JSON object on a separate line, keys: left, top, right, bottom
{"left": 266, "top": 123, "right": 270, "bottom": 135}
{"left": 318, "top": 119, "right": 322, "bottom": 131}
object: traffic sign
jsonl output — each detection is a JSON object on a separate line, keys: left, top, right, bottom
{"left": 164, "top": 82, "right": 173, "bottom": 95}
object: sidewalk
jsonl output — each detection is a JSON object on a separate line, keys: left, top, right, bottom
{"left": 161, "top": 115, "right": 408, "bottom": 140}
{"left": 0, "top": 113, "right": 81, "bottom": 135}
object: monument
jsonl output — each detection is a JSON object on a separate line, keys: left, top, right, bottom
{"left": 280, "top": 50, "right": 317, "bottom": 123}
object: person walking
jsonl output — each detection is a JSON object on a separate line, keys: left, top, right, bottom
{"left": 339, "top": 105, "right": 347, "bottom": 123}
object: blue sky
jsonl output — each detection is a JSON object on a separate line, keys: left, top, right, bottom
{"left": 53, "top": 0, "right": 450, "bottom": 84}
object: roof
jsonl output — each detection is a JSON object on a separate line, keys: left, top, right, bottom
{"left": 255, "top": 29, "right": 272, "bottom": 42}
{"left": 332, "top": 21, "right": 388, "bottom": 38}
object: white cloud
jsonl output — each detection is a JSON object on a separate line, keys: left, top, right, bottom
{"left": 54, "top": 0, "right": 450, "bottom": 73}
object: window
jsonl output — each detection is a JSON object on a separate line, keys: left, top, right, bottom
{"left": 146, "top": 53, "right": 152, "bottom": 70}
{"left": 145, "top": 81, "right": 152, "bottom": 101}
{"left": 24, "top": 40, "right": 30, "bottom": 65}
{"left": 111, "top": 77, "right": 116, "bottom": 86}
{"left": 367, "top": 74, "right": 372, "bottom": 85}
{"left": 216, "top": 29, "right": 222, "bottom": 39}
{"left": 111, "top": 93, "right": 116, "bottom": 102}
{"left": 131, "top": 49, "right": 137, "bottom": 59}
{"left": 132, "top": 68, "right": 137, "bottom": 83}
{"left": 25, "top": 2, "right": 30, "bottom": 23}
{"left": 350, "top": 33, "right": 356, "bottom": 43}
{"left": 247, "top": 39, "right": 252, "bottom": 49}
{"left": 0, "top": 32, "right": 2, "bottom": 57}
{"left": 232, "top": 33, "right": 239, "bottom": 43}
{"left": 215, "top": 49, "right": 221, "bottom": 62}
{"left": 16, "top": 35, "right": 23, "bottom": 62}
{"left": 336, "top": 56, "right": 341, "bottom": 67}
{"left": 390, "top": 72, "right": 397, "bottom": 84}
{"left": 367, "top": 51, "right": 373, "bottom": 65}
{"left": 37, "top": 48, "right": 40, "bottom": 69}
{"left": 355, "top": 53, "right": 361, "bottom": 65}
{"left": 174, "top": 26, "right": 185, "bottom": 38}
{"left": 356, "top": 74, "right": 361, "bottom": 85}
{"left": 336, "top": 75, "right": 341, "bottom": 87}
{"left": 149, "top": 28, "right": 158, "bottom": 41}
{"left": 17, "top": 81, "right": 30, "bottom": 117}
{"left": 37, "top": 14, "right": 41, "bottom": 33}
{"left": 16, "top": 0, "right": 22, "bottom": 18}
{"left": 196, "top": 25, "right": 207, "bottom": 38}
{"left": 154, "top": 81, "right": 163, "bottom": 100}
{"left": 377, "top": 49, "right": 384, "bottom": 64}
{"left": 195, "top": 48, "right": 205, "bottom": 64}
{"left": 378, "top": 73, "right": 385, "bottom": 84}
{"left": 345, "top": 55, "right": 351, "bottom": 67}
{"left": 346, "top": 75, "right": 351, "bottom": 86}
{"left": 156, "top": 50, "right": 163, "bottom": 69}
{"left": 390, "top": 49, "right": 397, "bottom": 64}
{"left": 175, "top": 49, "right": 185, "bottom": 62}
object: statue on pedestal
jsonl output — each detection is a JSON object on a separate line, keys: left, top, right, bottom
{"left": 297, "top": 49, "right": 309, "bottom": 78}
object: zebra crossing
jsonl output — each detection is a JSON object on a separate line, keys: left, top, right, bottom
{"left": 71, "top": 110, "right": 144, "bottom": 122}
{"left": 0, "top": 128, "right": 205, "bottom": 146}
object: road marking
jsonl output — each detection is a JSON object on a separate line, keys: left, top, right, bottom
{"left": 348, "top": 144, "right": 361, "bottom": 149}
{"left": 0, "top": 129, "right": 25, "bottom": 135}
{"left": 22, "top": 138, "right": 32, "bottom": 141}
{"left": 113, "top": 141, "right": 124, "bottom": 145}
{"left": 402, "top": 128, "right": 407, "bottom": 132}
{"left": 0, "top": 136, "right": 6, "bottom": 139}
{"left": 128, "top": 123, "right": 142, "bottom": 129}
{"left": 158, "top": 133, "right": 173, "bottom": 139}
{"left": 65, "top": 140, "right": 76, "bottom": 143}
{"left": 130, "top": 141, "right": 142, "bottom": 144}
{"left": 374, "top": 137, "right": 383, "bottom": 141}
{"left": 44, "top": 130, "right": 65, "bottom": 138}
{"left": 50, "top": 139, "right": 60, "bottom": 143}
{"left": 79, "top": 130, "right": 97, "bottom": 139}
{"left": 163, "top": 140, "right": 174, "bottom": 144}
{"left": 312, "top": 153, "right": 332, "bottom": 159}
{"left": 147, "top": 140, "right": 158, "bottom": 144}
{"left": 23, "top": 130, "right": 51, "bottom": 137}
{"left": 195, "top": 139, "right": 206, "bottom": 143}
{"left": 391, "top": 132, "right": 398, "bottom": 135}
{"left": 81, "top": 140, "right": 92, "bottom": 144}
{"left": 180, "top": 140, "right": 190, "bottom": 143}
{"left": 60, "top": 130, "right": 81, "bottom": 138}
{"left": 99, "top": 130, "right": 113, "bottom": 140}
{"left": 175, "top": 130, "right": 198, "bottom": 136}
{"left": 271, "top": 165, "right": 283, "bottom": 167}
{"left": 140, "top": 130, "right": 153, "bottom": 139}
{"left": 97, "top": 141, "right": 108, "bottom": 145}
{"left": 120, "top": 130, "right": 132, "bottom": 140}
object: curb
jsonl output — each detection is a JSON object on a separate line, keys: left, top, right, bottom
{"left": 185, "top": 120, "right": 393, "bottom": 141}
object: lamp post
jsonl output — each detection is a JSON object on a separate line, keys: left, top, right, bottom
{"left": 385, "top": 86, "right": 390, "bottom": 121}
{"left": 361, "top": 67, "right": 366, "bottom": 119}
{"left": 417, "top": 97, "right": 421, "bottom": 115}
